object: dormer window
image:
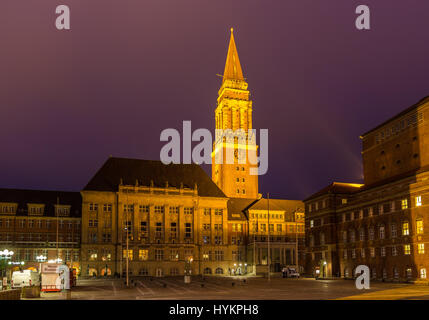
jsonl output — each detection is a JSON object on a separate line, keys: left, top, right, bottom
{"left": 55, "top": 205, "right": 71, "bottom": 217}
{"left": 28, "top": 204, "right": 44, "bottom": 216}
{"left": 0, "top": 203, "right": 17, "bottom": 214}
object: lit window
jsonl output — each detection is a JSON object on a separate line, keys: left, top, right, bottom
{"left": 418, "top": 243, "right": 425, "bottom": 254}
{"left": 421, "top": 268, "right": 427, "bottom": 279}
{"left": 404, "top": 244, "right": 411, "bottom": 255}
{"left": 139, "top": 249, "right": 148, "bottom": 261}
{"left": 123, "top": 249, "right": 133, "bottom": 260}
{"left": 417, "top": 220, "right": 424, "bottom": 234}
{"left": 392, "top": 246, "right": 397, "bottom": 256}
{"left": 416, "top": 196, "right": 422, "bottom": 207}
{"left": 310, "top": 220, "right": 314, "bottom": 228}
{"left": 401, "top": 199, "right": 408, "bottom": 210}
{"left": 380, "top": 247, "right": 386, "bottom": 257}
{"left": 406, "top": 268, "right": 412, "bottom": 278}
{"left": 342, "top": 199, "right": 347, "bottom": 205}
{"left": 370, "top": 248, "right": 375, "bottom": 257}
{"left": 402, "top": 222, "right": 409, "bottom": 236}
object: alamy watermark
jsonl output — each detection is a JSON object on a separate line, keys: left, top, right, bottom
{"left": 355, "top": 265, "right": 370, "bottom": 289}
{"left": 160, "top": 121, "right": 268, "bottom": 176}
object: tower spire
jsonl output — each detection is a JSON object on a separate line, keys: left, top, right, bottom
{"left": 222, "top": 27, "right": 244, "bottom": 83}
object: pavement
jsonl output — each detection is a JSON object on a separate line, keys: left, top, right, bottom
{"left": 24, "top": 276, "right": 429, "bottom": 300}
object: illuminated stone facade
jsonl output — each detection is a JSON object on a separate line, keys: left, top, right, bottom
{"left": 305, "top": 97, "right": 429, "bottom": 281}
{"left": 80, "top": 157, "right": 241, "bottom": 277}
{"left": 0, "top": 189, "right": 81, "bottom": 274}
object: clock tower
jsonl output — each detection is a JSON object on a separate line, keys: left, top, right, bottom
{"left": 211, "top": 28, "right": 259, "bottom": 199}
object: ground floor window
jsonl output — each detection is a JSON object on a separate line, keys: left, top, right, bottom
{"left": 406, "top": 268, "right": 412, "bottom": 279}
{"left": 100, "top": 267, "right": 112, "bottom": 276}
{"left": 88, "top": 268, "right": 97, "bottom": 276}
{"left": 204, "top": 267, "right": 212, "bottom": 275}
{"left": 420, "top": 268, "right": 427, "bottom": 279}
{"left": 393, "top": 267, "right": 399, "bottom": 279}
{"left": 344, "top": 268, "right": 349, "bottom": 278}
{"left": 215, "top": 267, "right": 223, "bottom": 274}
{"left": 170, "top": 268, "right": 179, "bottom": 276}
{"left": 139, "top": 268, "right": 149, "bottom": 276}
{"left": 382, "top": 268, "right": 387, "bottom": 279}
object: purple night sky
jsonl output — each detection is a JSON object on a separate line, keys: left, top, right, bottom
{"left": 1, "top": 0, "right": 429, "bottom": 200}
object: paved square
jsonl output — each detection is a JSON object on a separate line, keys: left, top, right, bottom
{"left": 26, "top": 276, "right": 429, "bottom": 300}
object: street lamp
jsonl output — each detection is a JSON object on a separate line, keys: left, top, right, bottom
{"left": 36, "top": 255, "right": 47, "bottom": 262}
{"left": 0, "top": 250, "right": 14, "bottom": 259}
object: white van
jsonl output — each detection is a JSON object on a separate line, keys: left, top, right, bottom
{"left": 11, "top": 270, "right": 41, "bottom": 288}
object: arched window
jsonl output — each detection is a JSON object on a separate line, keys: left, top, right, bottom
{"left": 204, "top": 267, "right": 212, "bottom": 275}
{"left": 215, "top": 267, "right": 223, "bottom": 274}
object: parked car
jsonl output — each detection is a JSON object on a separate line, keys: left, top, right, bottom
{"left": 11, "top": 270, "right": 41, "bottom": 288}
{"left": 282, "top": 267, "right": 300, "bottom": 278}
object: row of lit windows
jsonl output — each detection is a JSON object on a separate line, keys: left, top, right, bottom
{"left": 10, "top": 249, "right": 78, "bottom": 262}
{"left": 343, "top": 266, "right": 426, "bottom": 280}
{"left": 250, "top": 213, "right": 285, "bottom": 220}
{"left": 342, "top": 244, "right": 424, "bottom": 260}
{"left": 0, "top": 232, "right": 79, "bottom": 242}
{"left": 0, "top": 205, "right": 71, "bottom": 216}
{"left": 0, "top": 218, "right": 79, "bottom": 229}
{"left": 88, "top": 203, "right": 224, "bottom": 216}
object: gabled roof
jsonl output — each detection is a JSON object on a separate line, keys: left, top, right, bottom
{"left": 249, "top": 198, "right": 304, "bottom": 212}
{"left": 222, "top": 28, "right": 245, "bottom": 83}
{"left": 304, "top": 182, "right": 363, "bottom": 201}
{"left": 227, "top": 197, "right": 259, "bottom": 220}
{"left": 83, "top": 157, "right": 226, "bottom": 198}
{"left": 0, "top": 188, "right": 82, "bottom": 217}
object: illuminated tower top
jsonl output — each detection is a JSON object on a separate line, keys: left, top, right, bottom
{"left": 222, "top": 28, "right": 245, "bottom": 83}
{"left": 212, "top": 28, "right": 258, "bottom": 199}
